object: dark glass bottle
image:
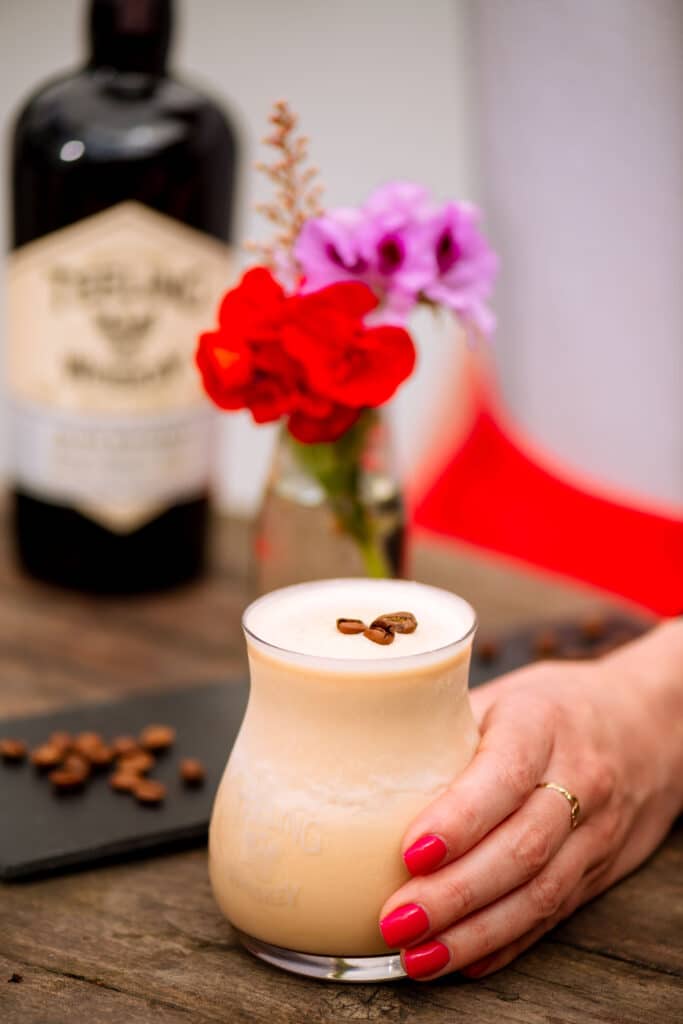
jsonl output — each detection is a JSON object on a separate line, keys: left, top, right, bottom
{"left": 8, "top": 0, "right": 237, "bottom": 592}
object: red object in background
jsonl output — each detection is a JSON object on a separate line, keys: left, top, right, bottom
{"left": 413, "top": 354, "right": 683, "bottom": 616}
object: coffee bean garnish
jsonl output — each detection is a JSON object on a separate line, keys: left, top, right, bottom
{"left": 139, "top": 724, "right": 176, "bottom": 752}
{"left": 363, "top": 625, "right": 395, "bottom": 646}
{"left": 134, "top": 779, "right": 167, "bottom": 805}
{"left": 0, "top": 738, "right": 27, "bottom": 763}
{"left": 336, "top": 618, "right": 367, "bottom": 635}
{"left": 371, "top": 611, "right": 418, "bottom": 635}
{"left": 180, "top": 757, "right": 206, "bottom": 786}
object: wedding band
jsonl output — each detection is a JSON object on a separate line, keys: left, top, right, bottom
{"left": 536, "top": 781, "right": 581, "bottom": 830}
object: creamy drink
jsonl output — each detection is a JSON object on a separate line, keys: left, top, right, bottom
{"left": 209, "top": 578, "right": 478, "bottom": 980}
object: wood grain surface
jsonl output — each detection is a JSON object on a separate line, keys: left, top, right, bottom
{"left": 0, "top": 516, "right": 680, "bottom": 1024}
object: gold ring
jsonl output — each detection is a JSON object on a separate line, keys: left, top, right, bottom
{"left": 536, "top": 781, "right": 581, "bottom": 830}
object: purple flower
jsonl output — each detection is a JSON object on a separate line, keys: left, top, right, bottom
{"left": 294, "top": 207, "right": 369, "bottom": 290}
{"left": 293, "top": 181, "right": 497, "bottom": 334}
{"left": 422, "top": 202, "right": 498, "bottom": 336}
{"left": 295, "top": 182, "right": 434, "bottom": 322}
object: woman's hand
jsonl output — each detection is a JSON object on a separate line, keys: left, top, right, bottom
{"left": 379, "top": 620, "right": 683, "bottom": 980}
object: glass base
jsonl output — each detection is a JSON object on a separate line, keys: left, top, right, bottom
{"left": 235, "top": 930, "right": 406, "bottom": 983}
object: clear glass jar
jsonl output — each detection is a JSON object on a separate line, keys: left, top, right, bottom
{"left": 252, "top": 411, "right": 405, "bottom": 595}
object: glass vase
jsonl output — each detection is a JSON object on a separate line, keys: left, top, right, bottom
{"left": 252, "top": 411, "right": 405, "bottom": 595}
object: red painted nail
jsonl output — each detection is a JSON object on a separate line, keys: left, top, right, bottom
{"left": 404, "top": 940, "right": 450, "bottom": 979}
{"left": 404, "top": 834, "right": 447, "bottom": 875}
{"left": 380, "top": 903, "right": 429, "bottom": 948}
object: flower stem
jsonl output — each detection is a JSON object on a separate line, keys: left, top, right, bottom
{"left": 287, "top": 412, "right": 393, "bottom": 579}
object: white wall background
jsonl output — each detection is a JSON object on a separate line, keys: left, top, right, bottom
{"left": 0, "top": 0, "right": 681, "bottom": 515}
{"left": 475, "top": 0, "right": 683, "bottom": 511}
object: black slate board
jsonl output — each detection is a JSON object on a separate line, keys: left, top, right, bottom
{"left": 0, "top": 615, "right": 644, "bottom": 882}
{"left": 0, "top": 681, "right": 248, "bottom": 881}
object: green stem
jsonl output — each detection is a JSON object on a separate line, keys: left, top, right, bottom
{"left": 287, "top": 411, "right": 392, "bottom": 579}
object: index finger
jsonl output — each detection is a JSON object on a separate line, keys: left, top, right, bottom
{"left": 401, "top": 695, "right": 554, "bottom": 875}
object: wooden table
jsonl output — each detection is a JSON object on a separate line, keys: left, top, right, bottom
{"left": 1, "top": 519, "right": 681, "bottom": 1023}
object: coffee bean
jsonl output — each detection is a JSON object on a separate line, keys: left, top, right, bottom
{"left": 134, "top": 778, "right": 166, "bottom": 805}
{"left": 0, "top": 738, "right": 27, "bottom": 763}
{"left": 476, "top": 638, "right": 500, "bottom": 663}
{"left": 73, "top": 732, "right": 104, "bottom": 757}
{"left": 363, "top": 625, "right": 395, "bottom": 646}
{"left": 109, "top": 771, "right": 139, "bottom": 793}
{"left": 49, "top": 768, "right": 87, "bottom": 792}
{"left": 84, "top": 745, "right": 114, "bottom": 769}
{"left": 532, "top": 629, "right": 560, "bottom": 658}
{"left": 372, "top": 611, "right": 417, "bottom": 634}
{"left": 180, "top": 758, "right": 205, "bottom": 786}
{"left": 111, "top": 736, "right": 139, "bottom": 758}
{"left": 31, "top": 743, "right": 64, "bottom": 770}
{"left": 139, "top": 724, "right": 176, "bottom": 752}
{"left": 49, "top": 732, "right": 73, "bottom": 755}
{"left": 62, "top": 752, "right": 91, "bottom": 779}
{"left": 336, "top": 618, "right": 367, "bottom": 635}
{"left": 117, "top": 750, "right": 155, "bottom": 775}
{"left": 580, "top": 614, "right": 607, "bottom": 642}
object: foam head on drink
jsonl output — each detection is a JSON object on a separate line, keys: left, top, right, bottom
{"left": 209, "top": 579, "right": 479, "bottom": 957}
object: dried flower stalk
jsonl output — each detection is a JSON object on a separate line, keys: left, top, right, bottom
{"left": 247, "top": 99, "right": 324, "bottom": 268}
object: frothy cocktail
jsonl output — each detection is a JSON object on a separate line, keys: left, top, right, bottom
{"left": 209, "top": 579, "right": 478, "bottom": 979}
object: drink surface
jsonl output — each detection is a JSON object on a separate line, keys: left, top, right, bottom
{"left": 8, "top": 0, "right": 237, "bottom": 591}
{"left": 244, "top": 578, "right": 476, "bottom": 661}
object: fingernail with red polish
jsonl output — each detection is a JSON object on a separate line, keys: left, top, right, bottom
{"left": 404, "top": 940, "right": 450, "bottom": 979}
{"left": 404, "top": 834, "right": 447, "bottom": 875}
{"left": 380, "top": 903, "right": 429, "bottom": 948}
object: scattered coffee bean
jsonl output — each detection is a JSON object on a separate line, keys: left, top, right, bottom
{"left": 73, "top": 732, "right": 104, "bottom": 758}
{"left": 109, "top": 771, "right": 140, "bottom": 793}
{"left": 49, "top": 732, "right": 73, "bottom": 754}
{"left": 558, "top": 645, "right": 592, "bottom": 661}
{"left": 580, "top": 614, "right": 607, "bottom": 642}
{"left": 139, "top": 724, "right": 176, "bottom": 752}
{"left": 49, "top": 768, "right": 87, "bottom": 792}
{"left": 532, "top": 629, "right": 560, "bottom": 658}
{"left": 31, "top": 743, "right": 64, "bottom": 770}
{"left": 476, "top": 638, "right": 499, "bottom": 663}
{"left": 7, "top": 972, "right": 23, "bottom": 983}
{"left": 86, "top": 744, "right": 115, "bottom": 769}
{"left": 62, "top": 752, "right": 91, "bottom": 779}
{"left": 134, "top": 778, "right": 167, "bottom": 805}
{"left": 117, "top": 750, "right": 155, "bottom": 775}
{"left": 336, "top": 618, "right": 367, "bottom": 635}
{"left": 111, "top": 735, "right": 139, "bottom": 758}
{"left": 180, "top": 758, "right": 205, "bottom": 786}
{"left": 363, "top": 625, "right": 395, "bottom": 646}
{"left": 372, "top": 611, "right": 418, "bottom": 634}
{"left": 0, "top": 738, "right": 27, "bottom": 763}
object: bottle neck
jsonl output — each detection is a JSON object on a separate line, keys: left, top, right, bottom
{"left": 88, "top": 0, "right": 172, "bottom": 74}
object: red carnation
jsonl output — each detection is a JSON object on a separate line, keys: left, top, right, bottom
{"left": 283, "top": 283, "right": 416, "bottom": 408}
{"left": 196, "top": 267, "right": 416, "bottom": 443}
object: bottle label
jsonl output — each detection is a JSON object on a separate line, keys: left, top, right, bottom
{"left": 7, "top": 201, "right": 234, "bottom": 532}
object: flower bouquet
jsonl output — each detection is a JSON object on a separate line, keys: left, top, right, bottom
{"left": 196, "top": 101, "right": 496, "bottom": 585}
